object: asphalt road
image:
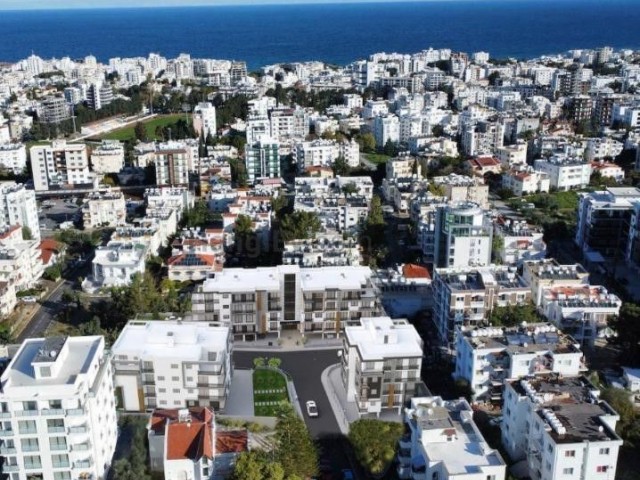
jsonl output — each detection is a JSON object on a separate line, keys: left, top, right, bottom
{"left": 233, "top": 349, "right": 359, "bottom": 477}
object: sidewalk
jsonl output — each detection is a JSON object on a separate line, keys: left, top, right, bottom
{"left": 321, "top": 363, "right": 361, "bottom": 434}
{"left": 234, "top": 335, "right": 342, "bottom": 352}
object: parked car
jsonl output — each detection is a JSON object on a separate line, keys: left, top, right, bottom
{"left": 341, "top": 470, "right": 354, "bottom": 480}
{"left": 306, "top": 400, "right": 319, "bottom": 417}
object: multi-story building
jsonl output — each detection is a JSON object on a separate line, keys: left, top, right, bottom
{"left": 373, "top": 114, "right": 400, "bottom": 147}
{"left": 86, "top": 82, "right": 114, "bottom": 110}
{"left": 502, "top": 167, "right": 550, "bottom": 196}
{"left": 0, "top": 226, "right": 45, "bottom": 291}
{"left": 0, "top": 144, "right": 27, "bottom": 174}
{"left": 82, "top": 190, "right": 127, "bottom": 228}
{"left": 590, "top": 160, "right": 625, "bottom": 183}
{"left": 0, "top": 335, "right": 118, "bottom": 480}
{"left": 83, "top": 242, "right": 148, "bottom": 292}
{"left": 0, "top": 182, "right": 40, "bottom": 241}
{"left": 461, "top": 120, "right": 505, "bottom": 156}
{"left": 454, "top": 323, "right": 585, "bottom": 401}
{"left": 522, "top": 259, "right": 590, "bottom": 306}
{"left": 39, "top": 96, "right": 70, "bottom": 124}
{"left": 154, "top": 142, "right": 193, "bottom": 186}
{"left": 493, "top": 216, "right": 546, "bottom": 265}
{"left": 342, "top": 317, "right": 423, "bottom": 416}
{"left": 282, "top": 236, "right": 361, "bottom": 268}
{"left": 145, "top": 186, "right": 193, "bottom": 220}
{"left": 89, "top": 140, "right": 125, "bottom": 174}
{"left": 496, "top": 143, "right": 528, "bottom": 169}
{"left": 585, "top": 138, "right": 624, "bottom": 162}
{"left": 191, "top": 265, "right": 381, "bottom": 340}
{"left": 398, "top": 396, "right": 506, "bottom": 480}
{"left": 386, "top": 156, "right": 420, "bottom": 179}
{"left": 574, "top": 187, "right": 640, "bottom": 260}
{"left": 540, "top": 284, "right": 621, "bottom": 347}
{"left": 193, "top": 102, "right": 217, "bottom": 138}
{"left": 433, "top": 203, "right": 493, "bottom": 268}
{"left": 533, "top": 157, "right": 592, "bottom": 191}
{"left": 501, "top": 375, "right": 622, "bottom": 480}
{"left": 432, "top": 266, "right": 532, "bottom": 346}
{"left": 111, "top": 320, "right": 232, "bottom": 412}
{"left": 432, "top": 174, "right": 489, "bottom": 208}
{"left": 245, "top": 136, "right": 280, "bottom": 184}
{"left": 30, "top": 141, "right": 92, "bottom": 191}
{"left": 269, "top": 108, "right": 309, "bottom": 140}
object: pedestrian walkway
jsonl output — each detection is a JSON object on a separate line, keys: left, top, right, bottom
{"left": 234, "top": 335, "right": 342, "bottom": 352}
{"left": 321, "top": 363, "right": 361, "bottom": 434}
{"left": 224, "top": 369, "right": 254, "bottom": 416}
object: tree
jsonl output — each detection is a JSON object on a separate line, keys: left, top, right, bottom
{"left": 611, "top": 302, "right": 640, "bottom": 366}
{"left": 279, "top": 211, "right": 322, "bottom": 242}
{"left": 431, "top": 124, "right": 445, "bottom": 137}
{"left": 383, "top": 139, "right": 398, "bottom": 157}
{"left": 43, "top": 264, "right": 62, "bottom": 281}
{"left": 356, "top": 133, "right": 376, "bottom": 153}
{"left": 134, "top": 122, "right": 148, "bottom": 142}
{"left": 491, "top": 235, "right": 504, "bottom": 264}
{"left": 232, "top": 451, "right": 286, "bottom": 480}
{"left": 0, "top": 323, "right": 13, "bottom": 344}
{"left": 332, "top": 155, "right": 351, "bottom": 176}
{"left": 360, "top": 195, "right": 387, "bottom": 267}
{"left": 342, "top": 183, "right": 359, "bottom": 195}
{"left": 348, "top": 419, "right": 404, "bottom": 476}
{"left": 488, "top": 71, "right": 501, "bottom": 86}
{"left": 253, "top": 357, "right": 266, "bottom": 368}
{"left": 22, "top": 226, "right": 33, "bottom": 241}
{"left": 489, "top": 303, "right": 541, "bottom": 327}
{"left": 267, "top": 357, "right": 282, "bottom": 369}
{"left": 274, "top": 404, "right": 318, "bottom": 479}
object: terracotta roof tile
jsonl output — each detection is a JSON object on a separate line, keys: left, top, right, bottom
{"left": 215, "top": 430, "right": 248, "bottom": 454}
{"left": 402, "top": 263, "right": 431, "bottom": 279}
{"left": 150, "top": 407, "right": 215, "bottom": 461}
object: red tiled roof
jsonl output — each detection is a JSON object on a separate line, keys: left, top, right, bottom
{"left": 168, "top": 253, "right": 219, "bottom": 267}
{"left": 403, "top": 263, "right": 431, "bottom": 279}
{"left": 151, "top": 407, "right": 215, "bottom": 461}
{"left": 0, "top": 225, "right": 21, "bottom": 240}
{"left": 215, "top": 430, "right": 248, "bottom": 454}
{"left": 470, "top": 156, "right": 501, "bottom": 168}
{"left": 40, "top": 238, "right": 64, "bottom": 264}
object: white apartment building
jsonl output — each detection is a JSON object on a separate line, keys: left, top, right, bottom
{"left": 293, "top": 139, "right": 337, "bottom": 172}
{"left": 245, "top": 115, "right": 271, "bottom": 146}
{"left": 433, "top": 174, "right": 489, "bottom": 208}
{"left": 191, "top": 265, "right": 381, "bottom": 340}
{"left": 89, "top": 140, "right": 125, "bottom": 174}
{"left": 493, "top": 217, "right": 546, "bottom": 265}
{"left": 83, "top": 242, "right": 148, "bottom": 293}
{"left": 433, "top": 203, "right": 493, "bottom": 268}
{"left": 0, "top": 335, "right": 118, "bottom": 480}
{"left": 82, "top": 190, "right": 127, "bottom": 228}
{"left": 111, "top": 320, "right": 232, "bottom": 412}
{"left": 501, "top": 375, "right": 622, "bottom": 480}
{"left": 362, "top": 99, "right": 388, "bottom": 119}
{"left": 540, "top": 284, "right": 621, "bottom": 346}
{"left": 342, "top": 317, "right": 423, "bottom": 416}
{"left": 386, "top": 156, "right": 421, "bottom": 179}
{"left": 432, "top": 266, "right": 532, "bottom": 347}
{"left": 533, "top": 157, "right": 592, "bottom": 191}
{"left": 193, "top": 102, "right": 217, "bottom": 138}
{"left": 30, "top": 141, "right": 92, "bottom": 191}
{"left": 344, "top": 93, "right": 363, "bottom": 110}
{"left": 0, "top": 278, "right": 17, "bottom": 318}
{"left": 373, "top": 114, "right": 400, "bottom": 147}
{"left": 0, "top": 182, "right": 40, "bottom": 241}
{"left": 0, "top": 226, "right": 45, "bottom": 291}
{"left": 282, "top": 236, "right": 361, "bottom": 268}
{"left": 522, "top": 259, "right": 590, "bottom": 307}
{"left": 269, "top": 108, "right": 309, "bottom": 140}
{"left": 502, "top": 167, "right": 550, "bottom": 196}
{"left": 145, "top": 186, "right": 193, "bottom": 220}
{"left": 0, "top": 144, "right": 27, "bottom": 174}
{"left": 154, "top": 142, "right": 195, "bottom": 187}
{"left": 590, "top": 160, "right": 625, "bottom": 183}
{"left": 585, "top": 137, "right": 624, "bottom": 161}
{"left": 461, "top": 121, "right": 505, "bottom": 156}
{"left": 398, "top": 396, "right": 506, "bottom": 480}
{"left": 454, "top": 323, "right": 585, "bottom": 401}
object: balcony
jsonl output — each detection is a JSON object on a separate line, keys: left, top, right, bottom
{"left": 42, "top": 408, "right": 66, "bottom": 416}
{"left": 398, "top": 448, "right": 411, "bottom": 466}
{"left": 48, "top": 426, "right": 66, "bottom": 434}
{"left": 74, "top": 459, "right": 93, "bottom": 469}
{"left": 3, "top": 465, "right": 19, "bottom": 473}
{"left": 15, "top": 409, "right": 39, "bottom": 417}
{"left": 0, "top": 446, "right": 16, "bottom": 454}
{"left": 399, "top": 434, "right": 411, "bottom": 450}
{"left": 0, "top": 429, "right": 14, "bottom": 437}
{"left": 51, "top": 443, "right": 69, "bottom": 451}
{"left": 68, "top": 426, "right": 88, "bottom": 434}
{"left": 72, "top": 443, "right": 91, "bottom": 451}
{"left": 53, "top": 461, "right": 71, "bottom": 468}
{"left": 66, "top": 408, "right": 86, "bottom": 416}
{"left": 0, "top": 412, "right": 11, "bottom": 418}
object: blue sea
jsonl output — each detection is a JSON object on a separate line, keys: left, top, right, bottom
{"left": 1, "top": 0, "right": 640, "bottom": 69}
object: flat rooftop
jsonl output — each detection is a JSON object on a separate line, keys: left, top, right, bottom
{"left": 345, "top": 317, "right": 423, "bottom": 361}
{"left": 2, "top": 336, "right": 101, "bottom": 389}
{"left": 112, "top": 321, "right": 230, "bottom": 361}
{"left": 436, "top": 267, "right": 528, "bottom": 291}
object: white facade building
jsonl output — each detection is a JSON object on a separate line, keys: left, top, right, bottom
{"left": 0, "top": 144, "right": 27, "bottom": 174}
{"left": 502, "top": 167, "right": 551, "bottom": 196}
{"left": 398, "top": 396, "right": 506, "bottom": 480}
{"left": 82, "top": 190, "right": 127, "bottom": 228}
{"left": 111, "top": 320, "right": 232, "bottom": 412}
{"left": 193, "top": 102, "right": 217, "bottom": 138}
{"left": 493, "top": 217, "right": 546, "bottom": 265}
{"left": 89, "top": 140, "right": 125, "bottom": 174}
{"left": 533, "top": 157, "right": 592, "bottom": 191}
{"left": 342, "top": 317, "right": 423, "bottom": 416}
{"left": 30, "top": 141, "right": 92, "bottom": 191}
{"left": 501, "top": 375, "right": 622, "bottom": 480}
{"left": 84, "top": 242, "right": 148, "bottom": 292}
{"left": 0, "top": 182, "right": 40, "bottom": 241}
{"left": 0, "top": 335, "right": 118, "bottom": 480}
{"left": 373, "top": 114, "right": 400, "bottom": 147}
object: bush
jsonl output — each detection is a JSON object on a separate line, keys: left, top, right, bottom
{"left": 348, "top": 419, "right": 404, "bottom": 476}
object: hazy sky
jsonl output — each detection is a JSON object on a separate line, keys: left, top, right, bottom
{"left": 0, "top": 0, "right": 538, "bottom": 10}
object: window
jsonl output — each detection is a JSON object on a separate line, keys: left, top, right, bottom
{"left": 21, "top": 438, "right": 39, "bottom": 452}
{"left": 51, "top": 454, "right": 69, "bottom": 468}
{"left": 596, "top": 466, "right": 609, "bottom": 473}
{"left": 186, "top": 377, "right": 193, "bottom": 382}
{"left": 54, "top": 472, "right": 71, "bottom": 480}
{"left": 157, "top": 376, "right": 165, "bottom": 381}
{"left": 158, "top": 388, "right": 166, "bottom": 393}
{"left": 547, "top": 444, "right": 553, "bottom": 454}
{"left": 22, "top": 401, "right": 37, "bottom": 411}
{"left": 47, "top": 419, "right": 64, "bottom": 432}
{"left": 23, "top": 455, "right": 42, "bottom": 469}
{"left": 173, "top": 389, "right": 180, "bottom": 393}
{"left": 565, "top": 450, "right": 576, "bottom": 457}
{"left": 49, "top": 400, "right": 62, "bottom": 409}
{"left": 563, "top": 468, "right": 574, "bottom": 475}
{"left": 599, "top": 448, "right": 610, "bottom": 455}
{"left": 171, "top": 376, "right": 179, "bottom": 381}
{"left": 18, "top": 420, "right": 37, "bottom": 434}
{"left": 49, "top": 437, "right": 67, "bottom": 450}
{"left": 40, "top": 366, "right": 51, "bottom": 377}
{"left": 171, "top": 364, "right": 179, "bottom": 369}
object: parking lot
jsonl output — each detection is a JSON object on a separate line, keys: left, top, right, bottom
{"left": 39, "top": 198, "right": 82, "bottom": 233}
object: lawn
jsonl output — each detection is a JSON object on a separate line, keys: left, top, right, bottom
{"left": 253, "top": 368, "right": 289, "bottom": 417}
{"left": 99, "top": 114, "right": 185, "bottom": 141}
{"left": 365, "top": 153, "right": 391, "bottom": 165}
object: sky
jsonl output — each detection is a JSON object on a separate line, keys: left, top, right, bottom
{"left": 0, "top": 0, "right": 552, "bottom": 10}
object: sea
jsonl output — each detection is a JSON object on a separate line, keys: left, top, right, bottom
{"left": 1, "top": 0, "right": 640, "bottom": 69}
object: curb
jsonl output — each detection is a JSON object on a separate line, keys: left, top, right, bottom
{"left": 321, "top": 363, "right": 349, "bottom": 435}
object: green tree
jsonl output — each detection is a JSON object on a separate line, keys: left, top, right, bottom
{"left": 274, "top": 404, "right": 318, "bottom": 479}
{"left": 348, "top": 419, "right": 404, "bottom": 476}
{"left": 253, "top": 357, "right": 266, "bottom": 368}
{"left": 428, "top": 183, "right": 446, "bottom": 196}
{"left": 356, "top": 133, "right": 376, "bottom": 153}
{"left": 611, "top": 302, "right": 640, "bottom": 366}
{"left": 491, "top": 235, "right": 504, "bottom": 264}
{"left": 488, "top": 71, "right": 501, "bottom": 86}
{"left": 332, "top": 155, "right": 351, "bottom": 176}
{"left": 342, "top": 183, "right": 359, "bottom": 195}
{"left": 0, "top": 323, "right": 13, "bottom": 344}
{"left": 279, "top": 211, "right": 322, "bottom": 242}
{"left": 432, "top": 124, "right": 445, "bottom": 137}
{"left": 267, "top": 357, "right": 282, "bottom": 369}
{"left": 383, "top": 139, "right": 398, "bottom": 157}
{"left": 489, "top": 303, "right": 541, "bottom": 327}
{"left": 43, "top": 264, "right": 62, "bottom": 281}
{"left": 134, "top": 122, "right": 148, "bottom": 142}
{"left": 360, "top": 195, "right": 386, "bottom": 267}
{"left": 232, "top": 451, "right": 286, "bottom": 480}
{"left": 22, "top": 226, "right": 33, "bottom": 241}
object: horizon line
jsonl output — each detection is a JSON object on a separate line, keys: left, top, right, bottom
{"left": 0, "top": 0, "right": 602, "bottom": 12}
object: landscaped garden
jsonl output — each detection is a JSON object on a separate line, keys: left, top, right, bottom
{"left": 253, "top": 366, "right": 289, "bottom": 417}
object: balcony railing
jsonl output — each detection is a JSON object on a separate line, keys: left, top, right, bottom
{"left": 66, "top": 408, "right": 86, "bottom": 416}
{"left": 48, "top": 426, "right": 66, "bottom": 434}
{"left": 74, "top": 459, "right": 93, "bottom": 469}
{"left": 15, "top": 410, "right": 39, "bottom": 417}
{"left": 42, "top": 408, "right": 66, "bottom": 416}
{"left": 52, "top": 461, "right": 71, "bottom": 468}
{"left": 72, "top": 443, "right": 91, "bottom": 451}
{"left": 68, "top": 426, "right": 88, "bottom": 434}
{"left": 0, "top": 446, "right": 16, "bottom": 454}
{"left": 0, "top": 429, "right": 14, "bottom": 437}
{"left": 0, "top": 412, "right": 11, "bottom": 418}
{"left": 2, "top": 465, "right": 19, "bottom": 473}
{"left": 50, "top": 443, "right": 68, "bottom": 451}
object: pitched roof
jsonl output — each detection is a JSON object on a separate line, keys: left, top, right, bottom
{"left": 150, "top": 407, "right": 215, "bottom": 461}
{"left": 215, "top": 430, "right": 249, "bottom": 454}
{"left": 403, "top": 263, "right": 431, "bottom": 280}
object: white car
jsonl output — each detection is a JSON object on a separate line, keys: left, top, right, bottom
{"left": 306, "top": 400, "right": 319, "bottom": 417}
